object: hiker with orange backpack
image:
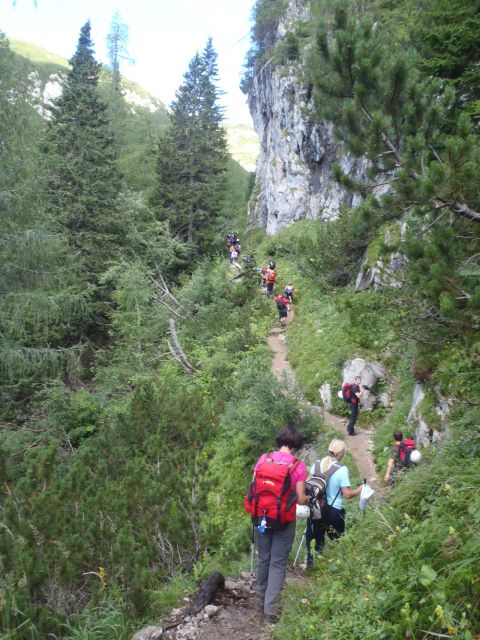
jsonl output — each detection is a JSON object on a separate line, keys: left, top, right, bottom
{"left": 265, "top": 267, "right": 276, "bottom": 298}
{"left": 384, "top": 430, "right": 417, "bottom": 483}
{"left": 244, "top": 426, "right": 309, "bottom": 622}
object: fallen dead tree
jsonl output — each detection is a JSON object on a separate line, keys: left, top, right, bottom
{"left": 166, "top": 318, "right": 199, "bottom": 375}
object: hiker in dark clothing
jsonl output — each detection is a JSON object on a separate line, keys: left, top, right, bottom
{"left": 384, "top": 431, "right": 416, "bottom": 483}
{"left": 346, "top": 376, "right": 363, "bottom": 436}
{"left": 275, "top": 295, "right": 288, "bottom": 327}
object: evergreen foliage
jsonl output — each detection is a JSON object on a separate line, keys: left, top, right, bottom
{"left": 0, "top": 34, "right": 90, "bottom": 414}
{"left": 44, "top": 22, "right": 123, "bottom": 278}
{"left": 306, "top": 3, "right": 480, "bottom": 338}
{"left": 151, "top": 39, "right": 228, "bottom": 255}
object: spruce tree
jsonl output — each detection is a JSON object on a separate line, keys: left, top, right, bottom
{"left": 0, "top": 34, "right": 90, "bottom": 414}
{"left": 44, "top": 21, "right": 123, "bottom": 278}
{"left": 151, "top": 38, "right": 228, "bottom": 255}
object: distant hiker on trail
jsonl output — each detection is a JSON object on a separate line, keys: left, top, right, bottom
{"left": 342, "top": 376, "right": 364, "bottom": 436}
{"left": 245, "top": 426, "right": 309, "bottom": 622}
{"left": 260, "top": 266, "right": 267, "bottom": 287}
{"left": 230, "top": 246, "right": 238, "bottom": 263}
{"left": 268, "top": 257, "right": 276, "bottom": 270}
{"left": 384, "top": 431, "right": 417, "bottom": 483}
{"left": 283, "top": 283, "right": 294, "bottom": 306}
{"left": 265, "top": 267, "right": 276, "bottom": 298}
{"left": 305, "top": 439, "right": 362, "bottom": 568}
{"left": 275, "top": 294, "right": 288, "bottom": 327}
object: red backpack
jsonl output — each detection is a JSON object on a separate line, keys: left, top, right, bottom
{"left": 244, "top": 454, "right": 300, "bottom": 530}
{"left": 399, "top": 439, "right": 416, "bottom": 467}
{"left": 342, "top": 382, "right": 358, "bottom": 404}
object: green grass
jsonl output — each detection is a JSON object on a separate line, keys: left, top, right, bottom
{"left": 10, "top": 39, "right": 70, "bottom": 68}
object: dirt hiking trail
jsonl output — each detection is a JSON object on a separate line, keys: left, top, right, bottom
{"left": 134, "top": 302, "right": 381, "bottom": 640}
{"left": 268, "top": 309, "right": 380, "bottom": 491}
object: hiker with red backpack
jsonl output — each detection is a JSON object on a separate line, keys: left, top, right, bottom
{"left": 384, "top": 430, "right": 417, "bottom": 483}
{"left": 305, "top": 439, "right": 362, "bottom": 568}
{"left": 275, "top": 294, "right": 288, "bottom": 327}
{"left": 244, "top": 426, "right": 309, "bottom": 622}
{"left": 342, "top": 376, "right": 364, "bottom": 436}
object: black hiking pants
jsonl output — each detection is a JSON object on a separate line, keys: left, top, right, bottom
{"left": 347, "top": 401, "right": 359, "bottom": 434}
{"left": 305, "top": 508, "right": 345, "bottom": 553}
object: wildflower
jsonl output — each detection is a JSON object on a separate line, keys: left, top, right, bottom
{"left": 448, "top": 526, "right": 455, "bottom": 535}
{"left": 435, "top": 605, "right": 445, "bottom": 620}
{"left": 443, "top": 483, "right": 452, "bottom": 493}
{"left": 447, "top": 627, "right": 457, "bottom": 635}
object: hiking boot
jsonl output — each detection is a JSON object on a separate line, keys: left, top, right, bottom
{"left": 348, "top": 431, "right": 357, "bottom": 436}
{"left": 264, "top": 613, "right": 278, "bottom": 624}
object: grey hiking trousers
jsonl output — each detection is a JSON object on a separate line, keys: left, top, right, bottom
{"left": 256, "top": 520, "right": 296, "bottom": 615}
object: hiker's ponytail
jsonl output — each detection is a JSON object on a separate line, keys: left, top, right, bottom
{"left": 321, "top": 439, "right": 346, "bottom": 472}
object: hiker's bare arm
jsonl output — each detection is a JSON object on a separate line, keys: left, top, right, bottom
{"left": 384, "top": 458, "right": 395, "bottom": 482}
{"left": 342, "top": 485, "right": 362, "bottom": 499}
{"left": 296, "top": 481, "right": 310, "bottom": 505}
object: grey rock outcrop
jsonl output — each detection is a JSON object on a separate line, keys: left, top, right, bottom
{"left": 342, "top": 358, "right": 386, "bottom": 410}
{"left": 319, "top": 382, "right": 332, "bottom": 410}
{"left": 355, "top": 223, "right": 408, "bottom": 293}
{"left": 247, "top": 2, "right": 366, "bottom": 234}
{"left": 407, "top": 383, "right": 451, "bottom": 446}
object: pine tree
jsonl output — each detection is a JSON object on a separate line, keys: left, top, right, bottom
{"left": 0, "top": 34, "right": 90, "bottom": 414}
{"left": 44, "top": 21, "right": 123, "bottom": 278}
{"left": 151, "top": 39, "right": 228, "bottom": 255}
{"left": 307, "top": 4, "right": 480, "bottom": 332}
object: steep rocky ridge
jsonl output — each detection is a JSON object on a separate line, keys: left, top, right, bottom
{"left": 247, "top": 0, "right": 366, "bottom": 234}
{"left": 10, "top": 39, "right": 167, "bottom": 119}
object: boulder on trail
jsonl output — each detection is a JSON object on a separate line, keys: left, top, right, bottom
{"left": 342, "top": 358, "right": 386, "bottom": 410}
{"left": 131, "top": 626, "right": 164, "bottom": 640}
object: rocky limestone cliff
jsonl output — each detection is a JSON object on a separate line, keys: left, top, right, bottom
{"left": 247, "top": 0, "right": 366, "bottom": 235}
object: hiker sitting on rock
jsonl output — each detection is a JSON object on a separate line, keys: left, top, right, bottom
{"left": 245, "top": 426, "right": 309, "bottom": 622}
{"left": 305, "top": 439, "right": 362, "bottom": 568}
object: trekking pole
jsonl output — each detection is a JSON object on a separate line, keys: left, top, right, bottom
{"left": 292, "top": 524, "right": 307, "bottom": 568}
{"left": 249, "top": 524, "right": 256, "bottom": 592}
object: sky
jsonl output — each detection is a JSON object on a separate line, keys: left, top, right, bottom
{"left": 1, "top": 0, "right": 257, "bottom": 124}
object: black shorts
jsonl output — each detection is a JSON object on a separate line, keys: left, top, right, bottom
{"left": 279, "top": 309, "right": 288, "bottom": 318}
